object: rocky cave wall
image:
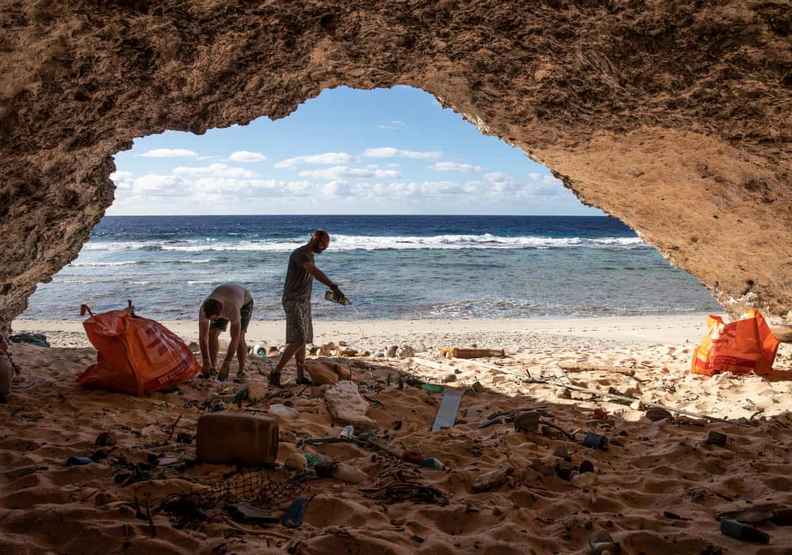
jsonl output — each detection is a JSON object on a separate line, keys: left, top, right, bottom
{"left": 1, "top": 0, "right": 790, "bottom": 330}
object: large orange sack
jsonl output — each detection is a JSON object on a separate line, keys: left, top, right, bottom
{"left": 78, "top": 308, "right": 199, "bottom": 395}
{"left": 691, "top": 310, "right": 779, "bottom": 376}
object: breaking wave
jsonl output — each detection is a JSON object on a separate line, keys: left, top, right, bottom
{"left": 81, "top": 234, "right": 645, "bottom": 253}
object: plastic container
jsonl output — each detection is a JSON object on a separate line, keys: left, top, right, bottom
{"left": 197, "top": 414, "right": 279, "bottom": 466}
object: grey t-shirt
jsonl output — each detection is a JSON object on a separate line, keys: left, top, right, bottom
{"left": 282, "top": 244, "right": 315, "bottom": 302}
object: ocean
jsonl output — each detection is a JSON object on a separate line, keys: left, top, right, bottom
{"left": 23, "top": 215, "right": 720, "bottom": 320}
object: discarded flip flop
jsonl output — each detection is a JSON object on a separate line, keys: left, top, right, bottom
{"left": 281, "top": 496, "right": 311, "bottom": 528}
{"left": 581, "top": 432, "right": 609, "bottom": 450}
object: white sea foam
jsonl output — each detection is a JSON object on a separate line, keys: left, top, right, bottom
{"left": 81, "top": 234, "right": 646, "bottom": 253}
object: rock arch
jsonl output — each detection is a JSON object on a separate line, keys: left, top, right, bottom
{"left": 1, "top": 0, "right": 790, "bottom": 329}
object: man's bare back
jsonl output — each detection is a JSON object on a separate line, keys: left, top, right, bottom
{"left": 200, "top": 284, "right": 252, "bottom": 324}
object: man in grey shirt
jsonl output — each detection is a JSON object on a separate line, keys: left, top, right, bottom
{"left": 269, "top": 229, "right": 344, "bottom": 386}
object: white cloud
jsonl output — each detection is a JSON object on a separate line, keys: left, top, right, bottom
{"left": 140, "top": 148, "right": 198, "bottom": 158}
{"left": 229, "top": 151, "right": 266, "bottom": 163}
{"left": 173, "top": 163, "right": 257, "bottom": 179}
{"left": 109, "top": 171, "right": 134, "bottom": 190}
{"left": 377, "top": 120, "right": 407, "bottom": 130}
{"left": 432, "top": 161, "right": 482, "bottom": 173}
{"left": 298, "top": 166, "right": 400, "bottom": 180}
{"left": 275, "top": 152, "right": 353, "bottom": 168}
{"left": 363, "top": 147, "right": 441, "bottom": 160}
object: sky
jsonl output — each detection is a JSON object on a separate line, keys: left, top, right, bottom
{"left": 109, "top": 86, "right": 601, "bottom": 216}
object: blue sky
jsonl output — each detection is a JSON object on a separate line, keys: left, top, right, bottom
{"left": 109, "top": 86, "right": 601, "bottom": 215}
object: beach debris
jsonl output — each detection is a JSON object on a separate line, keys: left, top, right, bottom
{"left": 285, "top": 453, "right": 307, "bottom": 472}
{"left": 251, "top": 343, "right": 268, "bottom": 358}
{"left": 580, "top": 432, "right": 609, "bottom": 450}
{"left": 645, "top": 407, "right": 673, "bottom": 422}
{"left": 397, "top": 345, "right": 416, "bottom": 359}
{"left": 66, "top": 456, "right": 94, "bottom": 466}
{"left": 386, "top": 345, "right": 398, "bottom": 358}
{"left": 269, "top": 403, "right": 299, "bottom": 419}
{"left": 720, "top": 519, "right": 770, "bottom": 544}
{"left": 9, "top": 332, "right": 50, "bottom": 348}
{"left": 421, "top": 383, "right": 445, "bottom": 394}
{"left": 225, "top": 502, "right": 279, "bottom": 525}
{"left": 339, "top": 425, "right": 355, "bottom": 439}
{"left": 441, "top": 347, "right": 505, "bottom": 359}
{"left": 554, "top": 461, "right": 576, "bottom": 481}
{"left": 281, "top": 496, "right": 310, "bottom": 529}
{"left": 588, "top": 531, "right": 621, "bottom": 554}
{"left": 442, "top": 373, "right": 457, "bottom": 383}
{"left": 95, "top": 431, "right": 117, "bottom": 447}
{"left": 579, "top": 460, "right": 595, "bottom": 474}
{"left": 304, "top": 358, "right": 351, "bottom": 385}
{"left": 318, "top": 342, "right": 337, "bottom": 356}
{"left": 716, "top": 503, "right": 792, "bottom": 525}
{"left": 334, "top": 462, "right": 368, "bottom": 484}
{"left": 553, "top": 446, "right": 571, "bottom": 460}
{"left": 196, "top": 413, "right": 279, "bottom": 466}
{"left": 471, "top": 466, "right": 512, "bottom": 493}
{"left": 705, "top": 431, "right": 728, "bottom": 447}
{"left": 421, "top": 457, "right": 445, "bottom": 470}
{"left": 363, "top": 481, "right": 449, "bottom": 505}
{"left": 176, "top": 432, "right": 193, "bottom": 445}
{"left": 514, "top": 411, "right": 541, "bottom": 433}
{"left": 431, "top": 387, "right": 464, "bottom": 432}
{"left": 325, "top": 381, "right": 376, "bottom": 430}
{"left": 375, "top": 351, "right": 385, "bottom": 358}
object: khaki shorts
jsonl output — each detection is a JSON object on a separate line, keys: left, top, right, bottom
{"left": 283, "top": 298, "right": 312, "bottom": 345}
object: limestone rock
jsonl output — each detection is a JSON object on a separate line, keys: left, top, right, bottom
{"left": 324, "top": 381, "right": 376, "bottom": 430}
{"left": 397, "top": 345, "right": 415, "bottom": 359}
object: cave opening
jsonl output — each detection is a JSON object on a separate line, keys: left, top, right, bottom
{"left": 20, "top": 86, "right": 719, "bottom": 324}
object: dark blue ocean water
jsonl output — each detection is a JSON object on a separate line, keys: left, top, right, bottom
{"left": 23, "top": 215, "right": 719, "bottom": 320}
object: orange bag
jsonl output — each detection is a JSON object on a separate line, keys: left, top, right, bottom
{"left": 78, "top": 307, "right": 199, "bottom": 395}
{"left": 691, "top": 310, "right": 780, "bottom": 376}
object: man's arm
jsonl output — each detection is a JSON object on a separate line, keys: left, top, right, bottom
{"left": 198, "top": 316, "right": 211, "bottom": 370}
{"left": 220, "top": 320, "right": 241, "bottom": 372}
{"left": 303, "top": 260, "right": 338, "bottom": 291}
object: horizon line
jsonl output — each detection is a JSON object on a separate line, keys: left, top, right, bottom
{"left": 103, "top": 213, "right": 613, "bottom": 217}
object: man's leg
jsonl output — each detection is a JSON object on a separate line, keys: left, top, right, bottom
{"left": 270, "top": 343, "right": 301, "bottom": 386}
{"left": 295, "top": 343, "right": 308, "bottom": 382}
{"left": 236, "top": 333, "right": 247, "bottom": 375}
{"left": 209, "top": 328, "right": 221, "bottom": 371}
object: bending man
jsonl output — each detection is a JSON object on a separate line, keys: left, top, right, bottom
{"left": 198, "top": 283, "right": 254, "bottom": 381}
{"left": 270, "top": 230, "right": 344, "bottom": 386}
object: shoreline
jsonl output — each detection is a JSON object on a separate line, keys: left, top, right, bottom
{"left": 13, "top": 312, "right": 718, "bottom": 348}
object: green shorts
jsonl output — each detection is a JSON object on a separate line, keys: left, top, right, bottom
{"left": 210, "top": 299, "right": 253, "bottom": 333}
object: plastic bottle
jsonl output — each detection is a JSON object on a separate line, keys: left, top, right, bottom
{"left": 421, "top": 457, "right": 445, "bottom": 470}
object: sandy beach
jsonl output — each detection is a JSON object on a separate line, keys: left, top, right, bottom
{"left": 3, "top": 313, "right": 792, "bottom": 554}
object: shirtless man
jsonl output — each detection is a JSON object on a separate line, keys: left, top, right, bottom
{"left": 198, "top": 283, "right": 254, "bottom": 381}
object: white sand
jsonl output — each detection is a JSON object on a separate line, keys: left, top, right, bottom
{"left": 4, "top": 313, "right": 792, "bottom": 553}
{"left": 13, "top": 312, "right": 715, "bottom": 349}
